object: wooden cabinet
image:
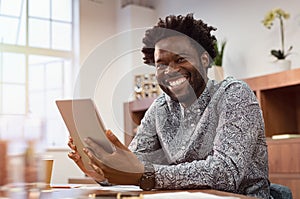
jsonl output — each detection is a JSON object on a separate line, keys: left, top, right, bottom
{"left": 243, "top": 68, "right": 300, "bottom": 138}
{"left": 123, "top": 97, "right": 156, "bottom": 146}
{"left": 243, "top": 68, "right": 300, "bottom": 199}
{"left": 267, "top": 138, "right": 300, "bottom": 199}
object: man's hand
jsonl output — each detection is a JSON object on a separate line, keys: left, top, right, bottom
{"left": 83, "top": 130, "right": 144, "bottom": 185}
{"left": 68, "top": 137, "right": 105, "bottom": 182}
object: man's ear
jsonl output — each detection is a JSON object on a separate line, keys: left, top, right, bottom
{"left": 200, "top": 51, "right": 210, "bottom": 69}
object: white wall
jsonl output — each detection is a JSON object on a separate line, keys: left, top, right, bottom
{"left": 79, "top": 0, "right": 117, "bottom": 65}
{"left": 153, "top": 0, "right": 300, "bottom": 78}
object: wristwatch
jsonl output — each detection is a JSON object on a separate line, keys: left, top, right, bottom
{"left": 139, "top": 162, "right": 155, "bottom": 191}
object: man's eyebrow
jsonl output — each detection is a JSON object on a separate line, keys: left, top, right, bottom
{"left": 176, "top": 52, "right": 190, "bottom": 57}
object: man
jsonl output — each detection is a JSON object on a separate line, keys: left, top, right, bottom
{"left": 68, "top": 14, "right": 270, "bottom": 198}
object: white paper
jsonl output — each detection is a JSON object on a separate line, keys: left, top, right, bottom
{"left": 143, "top": 191, "right": 240, "bottom": 199}
{"left": 78, "top": 185, "right": 142, "bottom": 192}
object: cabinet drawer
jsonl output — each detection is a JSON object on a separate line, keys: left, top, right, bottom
{"left": 267, "top": 138, "right": 300, "bottom": 173}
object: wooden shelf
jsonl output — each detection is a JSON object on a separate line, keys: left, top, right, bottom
{"left": 243, "top": 68, "right": 300, "bottom": 90}
{"left": 128, "top": 97, "right": 156, "bottom": 112}
{"left": 243, "top": 68, "right": 300, "bottom": 199}
{"left": 123, "top": 97, "right": 156, "bottom": 146}
{"left": 243, "top": 68, "right": 300, "bottom": 138}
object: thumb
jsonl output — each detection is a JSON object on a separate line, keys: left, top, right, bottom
{"left": 106, "top": 129, "right": 129, "bottom": 152}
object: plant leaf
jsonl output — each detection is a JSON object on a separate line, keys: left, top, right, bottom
{"left": 213, "top": 40, "right": 226, "bottom": 66}
{"left": 271, "top": 50, "right": 284, "bottom": 59}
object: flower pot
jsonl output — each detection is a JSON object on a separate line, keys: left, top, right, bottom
{"left": 208, "top": 65, "right": 224, "bottom": 82}
{"left": 274, "top": 59, "right": 291, "bottom": 72}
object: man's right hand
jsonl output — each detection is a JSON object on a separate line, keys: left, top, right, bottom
{"left": 68, "top": 136, "right": 106, "bottom": 182}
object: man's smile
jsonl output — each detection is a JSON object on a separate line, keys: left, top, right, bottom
{"left": 166, "top": 76, "right": 188, "bottom": 88}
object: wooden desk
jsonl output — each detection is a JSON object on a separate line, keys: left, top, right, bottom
{"left": 68, "top": 176, "right": 97, "bottom": 184}
{"left": 0, "top": 186, "right": 257, "bottom": 199}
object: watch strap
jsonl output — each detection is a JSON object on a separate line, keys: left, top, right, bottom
{"left": 139, "top": 162, "right": 155, "bottom": 191}
{"left": 144, "top": 162, "right": 155, "bottom": 174}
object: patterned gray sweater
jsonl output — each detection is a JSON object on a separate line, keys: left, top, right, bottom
{"left": 129, "top": 77, "right": 270, "bottom": 199}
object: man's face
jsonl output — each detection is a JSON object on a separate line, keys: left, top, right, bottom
{"left": 154, "top": 36, "right": 208, "bottom": 107}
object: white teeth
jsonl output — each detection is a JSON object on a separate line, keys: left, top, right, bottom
{"left": 169, "top": 77, "right": 186, "bottom": 87}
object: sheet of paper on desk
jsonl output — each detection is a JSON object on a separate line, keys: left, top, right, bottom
{"left": 79, "top": 185, "right": 142, "bottom": 192}
{"left": 144, "top": 192, "right": 240, "bottom": 199}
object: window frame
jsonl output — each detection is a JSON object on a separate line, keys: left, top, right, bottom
{"left": 0, "top": 0, "right": 78, "bottom": 148}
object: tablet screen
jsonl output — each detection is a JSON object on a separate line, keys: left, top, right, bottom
{"left": 56, "top": 99, "right": 114, "bottom": 169}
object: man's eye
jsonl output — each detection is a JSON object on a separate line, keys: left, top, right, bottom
{"left": 177, "top": 57, "right": 186, "bottom": 63}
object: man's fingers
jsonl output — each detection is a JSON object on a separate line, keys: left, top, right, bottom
{"left": 83, "top": 146, "right": 98, "bottom": 158}
{"left": 68, "top": 142, "right": 77, "bottom": 151}
{"left": 85, "top": 148, "right": 107, "bottom": 175}
{"left": 90, "top": 162, "right": 104, "bottom": 176}
{"left": 69, "top": 136, "right": 73, "bottom": 142}
{"left": 68, "top": 151, "right": 79, "bottom": 161}
{"left": 68, "top": 137, "right": 77, "bottom": 151}
{"left": 83, "top": 146, "right": 106, "bottom": 166}
{"left": 84, "top": 137, "right": 109, "bottom": 157}
{"left": 68, "top": 151, "right": 88, "bottom": 173}
{"left": 106, "top": 130, "right": 129, "bottom": 152}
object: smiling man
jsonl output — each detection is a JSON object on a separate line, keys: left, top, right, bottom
{"left": 68, "top": 14, "right": 271, "bottom": 199}
{"left": 154, "top": 35, "right": 208, "bottom": 108}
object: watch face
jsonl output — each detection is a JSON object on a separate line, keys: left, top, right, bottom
{"left": 140, "top": 173, "right": 155, "bottom": 191}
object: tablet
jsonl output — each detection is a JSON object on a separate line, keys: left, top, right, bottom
{"left": 56, "top": 99, "right": 114, "bottom": 169}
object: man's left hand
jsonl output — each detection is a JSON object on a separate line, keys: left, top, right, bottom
{"left": 83, "top": 130, "right": 144, "bottom": 185}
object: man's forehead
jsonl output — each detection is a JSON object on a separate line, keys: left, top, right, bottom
{"left": 154, "top": 36, "right": 193, "bottom": 55}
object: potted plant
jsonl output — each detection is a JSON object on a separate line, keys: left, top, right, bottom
{"left": 213, "top": 40, "right": 226, "bottom": 67}
{"left": 208, "top": 40, "right": 226, "bottom": 81}
{"left": 262, "top": 8, "right": 292, "bottom": 70}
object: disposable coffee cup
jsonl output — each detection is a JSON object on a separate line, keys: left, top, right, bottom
{"left": 40, "top": 156, "right": 54, "bottom": 189}
{"left": 44, "top": 159, "right": 54, "bottom": 186}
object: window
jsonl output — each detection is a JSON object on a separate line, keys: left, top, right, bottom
{"left": 0, "top": 0, "right": 76, "bottom": 148}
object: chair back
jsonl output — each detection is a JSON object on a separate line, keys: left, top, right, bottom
{"left": 270, "top": 183, "right": 293, "bottom": 199}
